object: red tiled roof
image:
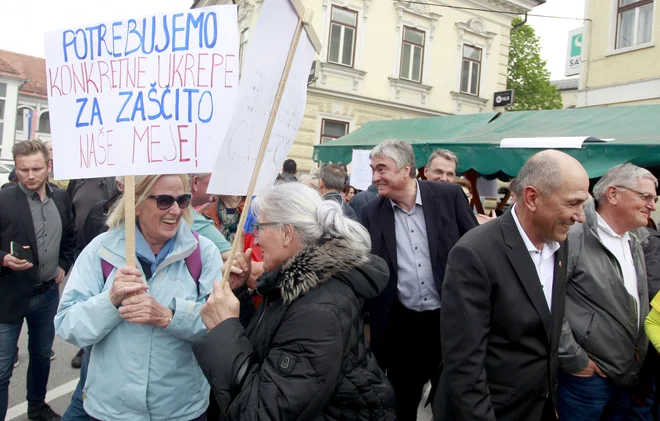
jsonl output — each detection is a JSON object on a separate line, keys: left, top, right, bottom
{"left": 0, "top": 50, "right": 47, "bottom": 98}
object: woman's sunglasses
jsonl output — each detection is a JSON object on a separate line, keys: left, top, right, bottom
{"left": 147, "top": 194, "right": 192, "bottom": 210}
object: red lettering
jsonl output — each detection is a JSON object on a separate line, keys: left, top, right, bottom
{"left": 98, "top": 61, "right": 111, "bottom": 93}
{"left": 48, "top": 67, "right": 62, "bottom": 97}
{"left": 197, "top": 53, "right": 208, "bottom": 88}
{"left": 79, "top": 134, "right": 90, "bottom": 168}
{"left": 71, "top": 63, "right": 86, "bottom": 94}
{"left": 165, "top": 126, "right": 178, "bottom": 162}
{"left": 137, "top": 57, "right": 146, "bottom": 89}
{"left": 184, "top": 53, "right": 195, "bottom": 87}
{"left": 60, "top": 65, "right": 73, "bottom": 96}
{"left": 172, "top": 54, "right": 185, "bottom": 88}
{"left": 132, "top": 126, "right": 150, "bottom": 164}
{"left": 177, "top": 125, "right": 190, "bottom": 162}
{"left": 109, "top": 59, "right": 120, "bottom": 89}
{"left": 149, "top": 125, "right": 162, "bottom": 163}
{"left": 210, "top": 53, "right": 224, "bottom": 89}
{"left": 84, "top": 62, "right": 100, "bottom": 94}
{"left": 225, "top": 54, "right": 235, "bottom": 88}
{"left": 157, "top": 55, "right": 171, "bottom": 89}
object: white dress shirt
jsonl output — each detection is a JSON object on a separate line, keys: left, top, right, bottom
{"left": 596, "top": 213, "right": 640, "bottom": 326}
{"left": 512, "top": 205, "right": 560, "bottom": 311}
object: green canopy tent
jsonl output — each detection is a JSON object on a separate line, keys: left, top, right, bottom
{"left": 313, "top": 105, "right": 660, "bottom": 179}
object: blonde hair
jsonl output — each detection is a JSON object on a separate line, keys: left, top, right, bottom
{"left": 106, "top": 174, "right": 193, "bottom": 229}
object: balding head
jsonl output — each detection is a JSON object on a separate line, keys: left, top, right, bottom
{"left": 514, "top": 150, "right": 586, "bottom": 200}
{"left": 515, "top": 150, "right": 590, "bottom": 247}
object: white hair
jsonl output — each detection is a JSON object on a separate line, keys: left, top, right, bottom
{"left": 369, "top": 139, "right": 416, "bottom": 178}
{"left": 593, "top": 163, "right": 658, "bottom": 205}
{"left": 252, "top": 182, "right": 370, "bottom": 253}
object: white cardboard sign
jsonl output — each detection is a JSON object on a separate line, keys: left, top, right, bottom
{"left": 350, "top": 149, "right": 372, "bottom": 191}
{"left": 207, "top": 0, "right": 315, "bottom": 196}
{"left": 45, "top": 6, "right": 239, "bottom": 179}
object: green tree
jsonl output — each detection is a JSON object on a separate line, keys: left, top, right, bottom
{"left": 507, "top": 17, "right": 563, "bottom": 111}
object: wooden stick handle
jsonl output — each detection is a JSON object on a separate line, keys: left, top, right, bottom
{"left": 124, "top": 175, "right": 137, "bottom": 267}
{"left": 221, "top": 19, "right": 304, "bottom": 284}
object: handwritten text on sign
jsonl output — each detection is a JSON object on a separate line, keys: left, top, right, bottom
{"left": 45, "top": 6, "right": 239, "bottom": 179}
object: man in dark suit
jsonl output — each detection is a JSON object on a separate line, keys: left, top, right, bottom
{"left": 432, "top": 150, "right": 590, "bottom": 421}
{"left": 360, "top": 139, "right": 477, "bottom": 420}
{"left": 0, "top": 140, "right": 76, "bottom": 421}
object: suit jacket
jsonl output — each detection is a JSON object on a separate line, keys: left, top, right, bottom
{"left": 432, "top": 210, "right": 567, "bottom": 421}
{"left": 360, "top": 180, "right": 477, "bottom": 368}
{"left": 0, "top": 185, "right": 76, "bottom": 323}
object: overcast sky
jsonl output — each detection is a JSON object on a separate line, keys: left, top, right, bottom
{"left": 0, "top": 0, "right": 584, "bottom": 81}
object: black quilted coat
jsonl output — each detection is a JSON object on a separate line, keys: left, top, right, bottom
{"left": 193, "top": 238, "right": 396, "bottom": 420}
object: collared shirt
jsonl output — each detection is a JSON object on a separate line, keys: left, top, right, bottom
{"left": 596, "top": 213, "right": 640, "bottom": 325}
{"left": 391, "top": 180, "right": 440, "bottom": 312}
{"left": 19, "top": 182, "right": 62, "bottom": 283}
{"left": 511, "top": 205, "right": 560, "bottom": 311}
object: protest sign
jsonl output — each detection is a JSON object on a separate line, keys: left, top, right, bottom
{"left": 45, "top": 6, "right": 239, "bottom": 179}
{"left": 207, "top": 0, "right": 316, "bottom": 196}
{"left": 350, "top": 149, "right": 372, "bottom": 191}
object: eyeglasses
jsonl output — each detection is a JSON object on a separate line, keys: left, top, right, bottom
{"left": 250, "top": 222, "right": 281, "bottom": 238}
{"left": 615, "top": 186, "right": 658, "bottom": 204}
{"left": 147, "top": 194, "right": 192, "bottom": 210}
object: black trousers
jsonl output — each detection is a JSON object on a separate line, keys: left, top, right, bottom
{"left": 385, "top": 301, "right": 441, "bottom": 421}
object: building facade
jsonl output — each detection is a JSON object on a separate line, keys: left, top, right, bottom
{"left": 194, "top": 0, "right": 543, "bottom": 171}
{"left": 0, "top": 50, "right": 51, "bottom": 160}
{"left": 576, "top": 0, "right": 660, "bottom": 107}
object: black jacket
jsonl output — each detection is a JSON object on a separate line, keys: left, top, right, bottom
{"left": 193, "top": 238, "right": 396, "bottom": 420}
{"left": 76, "top": 192, "right": 122, "bottom": 258}
{"left": 323, "top": 192, "right": 357, "bottom": 220}
{"left": 360, "top": 180, "right": 477, "bottom": 369}
{"left": 349, "top": 184, "right": 378, "bottom": 220}
{"left": 0, "top": 185, "right": 76, "bottom": 323}
{"left": 432, "top": 210, "right": 567, "bottom": 421}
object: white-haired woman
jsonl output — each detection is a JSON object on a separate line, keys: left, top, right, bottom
{"left": 193, "top": 182, "right": 396, "bottom": 420}
{"left": 55, "top": 174, "right": 224, "bottom": 421}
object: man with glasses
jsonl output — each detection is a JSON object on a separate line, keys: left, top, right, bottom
{"left": 424, "top": 149, "right": 457, "bottom": 183}
{"left": 559, "top": 163, "right": 658, "bottom": 420}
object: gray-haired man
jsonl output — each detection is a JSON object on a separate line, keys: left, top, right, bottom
{"left": 559, "top": 163, "right": 658, "bottom": 420}
{"left": 318, "top": 164, "right": 357, "bottom": 220}
{"left": 360, "top": 139, "right": 477, "bottom": 420}
{"left": 424, "top": 149, "right": 458, "bottom": 183}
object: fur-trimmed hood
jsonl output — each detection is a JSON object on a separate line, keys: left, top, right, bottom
{"left": 257, "top": 238, "right": 389, "bottom": 303}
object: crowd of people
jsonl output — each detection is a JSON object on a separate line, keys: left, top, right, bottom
{"left": 0, "top": 137, "right": 659, "bottom": 421}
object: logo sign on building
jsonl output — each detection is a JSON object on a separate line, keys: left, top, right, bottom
{"left": 493, "top": 90, "right": 514, "bottom": 108}
{"left": 565, "top": 27, "right": 583, "bottom": 77}
{"left": 44, "top": 7, "right": 240, "bottom": 179}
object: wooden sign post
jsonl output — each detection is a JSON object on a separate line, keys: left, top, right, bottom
{"left": 124, "top": 176, "right": 137, "bottom": 267}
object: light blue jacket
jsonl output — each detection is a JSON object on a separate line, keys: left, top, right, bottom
{"left": 55, "top": 222, "right": 222, "bottom": 421}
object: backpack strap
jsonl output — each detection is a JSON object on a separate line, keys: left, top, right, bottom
{"left": 185, "top": 232, "right": 203, "bottom": 295}
{"left": 101, "top": 259, "right": 114, "bottom": 283}
{"left": 100, "top": 232, "right": 202, "bottom": 294}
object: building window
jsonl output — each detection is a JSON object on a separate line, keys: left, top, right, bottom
{"left": 328, "top": 6, "right": 358, "bottom": 67}
{"left": 239, "top": 28, "right": 249, "bottom": 77}
{"left": 15, "top": 108, "right": 25, "bottom": 132}
{"left": 616, "top": 0, "right": 653, "bottom": 49}
{"left": 320, "top": 119, "right": 349, "bottom": 144}
{"left": 0, "top": 83, "right": 5, "bottom": 145}
{"left": 460, "top": 45, "right": 482, "bottom": 96}
{"left": 38, "top": 112, "right": 51, "bottom": 134}
{"left": 400, "top": 26, "right": 425, "bottom": 83}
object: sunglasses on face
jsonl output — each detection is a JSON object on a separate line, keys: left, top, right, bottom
{"left": 147, "top": 194, "right": 192, "bottom": 210}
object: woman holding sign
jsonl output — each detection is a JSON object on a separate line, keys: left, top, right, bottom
{"left": 193, "top": 182, "right": 397, "bottom": 420}
{"left": 55, "top": 174, "right": 225, "bottom": 421}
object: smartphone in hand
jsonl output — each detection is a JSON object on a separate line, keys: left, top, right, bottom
{"left": 10, "top": 241, "right": 33, "bottom": 264}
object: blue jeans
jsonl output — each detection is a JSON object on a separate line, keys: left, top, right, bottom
{"left": 558, "top": 371, "right": 634, "bottom": 420}
{"left": 0, "top": 283, "right": 59, "bottom": 420}
{"left": 61, "top": 347, "right": 90, "bottom": 421}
